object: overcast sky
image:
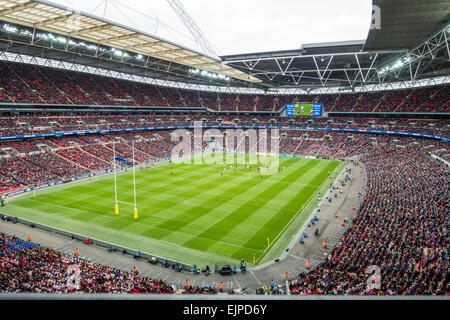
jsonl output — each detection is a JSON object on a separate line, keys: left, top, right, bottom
{"left": 51, "top": 0, "right": 373, "bottom": 57}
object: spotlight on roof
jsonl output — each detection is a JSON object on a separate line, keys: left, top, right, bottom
{"left": 188, "top": 68, "right": 230, "bottom": 82}
{"left": 2, "top": 23, "right": 18, "bottom": 33}
{"left": 113, "top": 49, "right": 123, "bottom": 57}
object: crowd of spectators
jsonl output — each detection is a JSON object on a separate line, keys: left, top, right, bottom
{"left": 0, "top": 61, "right": 448, "bottom": 112}
{"left": 0, "top": 131, "right": 448, "bottom": 295}
{"left": 54, "top": 148, "right": 111, "bottom": 171}
{"left": 1, "top": 113, "right": 448, "bottom": 139}
{"left": 289, "top": 146, "right": 449, "bottom": 295}
{"left": 0, "top": 60, "right": 448, "bottom": 295}
{"left": 0, "top": 113, "right": 448, "bottom": 193}
{"left": 0, "top": 232, "right": 176, "bottom": 294}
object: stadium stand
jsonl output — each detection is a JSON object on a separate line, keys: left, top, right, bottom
{"left": 0, "top": 132, "right": 448, "bottom": 295}
{"left": 0, "top": 61, "right": 448, "bottom": 112}
{"left": 0, "top": 232, "right": 178, "bottom": 294}
{"left": 289, "top": 146, "right": 448, "bottom": 295}
{"left": 0, "top": 43, "right": 448, "bottom": 298}
{"left": 0, "top": 111, "right": 448, "bottom": 192}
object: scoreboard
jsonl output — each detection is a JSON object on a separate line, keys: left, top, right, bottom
{"left": 286, "top": 103, "right": 322, "bottom": 117}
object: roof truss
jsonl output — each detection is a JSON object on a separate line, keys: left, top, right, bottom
{"left": 222, "top": 49, "right": 405, "bottom": 88}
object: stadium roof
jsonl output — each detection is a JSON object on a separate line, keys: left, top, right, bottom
{"left": 0, "top": 0, "right": 261, "bottom": 83}
{"left": 221, "top": 40, "right": 405, "bottom": 89}
{"left": 221, "top": 0, "right": 450, "bottom": 90}
{"left": 364, "top": 0, "right": 450, "bottom": 51}
{"left": 0, "top": 0, "right": 448, "bottom": 92}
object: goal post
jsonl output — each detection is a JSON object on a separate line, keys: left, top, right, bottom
{"left": 113, "top": 141, "right": 138, "bottom": 219}
{"left": 132, "top": 141, "right": 138, "bottom": 219}
{"left": 113, "top": 141, "right": 118, "bottom": 215}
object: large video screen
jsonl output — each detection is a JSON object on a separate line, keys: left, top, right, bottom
{"left": 286, "top": 103, "right": 322, "bottom": 117}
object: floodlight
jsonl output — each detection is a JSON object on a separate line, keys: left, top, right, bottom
{"left": 3, "top": 24, "right": 17, "bottom": 33}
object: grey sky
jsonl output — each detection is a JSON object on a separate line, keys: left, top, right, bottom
{"left": 51, "top": 0, "right": 373, "bottom": 57}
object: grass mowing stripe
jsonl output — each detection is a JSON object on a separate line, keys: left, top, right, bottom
{"left": 158, "top": 162, "right": 298, "bottom": 246}
{"left": 256, "top": 160, "right": 344, "bottom": 264}
{"left": 120, "top": 219, "right": 265, "bottom": 253}
{"left": 203, "top": 161, "right": 329, "bottom": 258}
{"left": 15, "top": 159, "right": 290, "bottom": 243}
{"left": 148, "top": 161, "right": 295, "bottom": 239}
{"left": 9, "top": 193, "right": 262, "bottom": 253}
{"left": 91, "top": 165, "right": 246, "bottom": 228}
{"left": 181, "top": 159, "right": 319, "bottom": 253}
{"left": 16, "top": 165, "right": 228, "bottom": 227}
{"left": 109, "top": 158, "right": 297, "bottom": 243}
{"left": 175, "top": 159, "right": 316, "bottom": 248}
{"left": 133, "top": 165, "right": 269, "bottom": 228}
{"left": 128, "top": 164, "right": 244, "bottom": 203}
{"left": 232, "top": 161, "right": 340, "bottom": 260}
{"left": 4, "top": 153, "right": 343, "bottom": 265}
{"left": 37, "top": 164, "right": 223, "bottom": 224}
{"left": 223, "top": 161, "right": 335, "bottom": 254}
{"left": 160, "top": 157, "right": 296, "bottom": 222}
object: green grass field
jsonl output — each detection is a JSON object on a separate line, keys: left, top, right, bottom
{"left": 1, "top": 153, "right": 343, "bottom": 266}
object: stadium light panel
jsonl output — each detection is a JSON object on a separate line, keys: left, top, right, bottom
{"left": 189, "top": 67, "right": 229, "bottom": 82}
{"left": 36, "top": 33, "right": 48, "bottom": 40}
{"left": 393, "top": 60, "right": 403, "bottom": 68}
{"left": 378, "top": 55, "right": 413, "bottom": 76}
{"left": 3, "top": 23, "right": 18, "bottom": 33}
{"left": 19, "top": 30, "right": 32, "bottom": 37}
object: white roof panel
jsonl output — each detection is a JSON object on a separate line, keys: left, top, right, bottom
{"left": 0, "top": 0, "right": 261, "bottom": 83}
